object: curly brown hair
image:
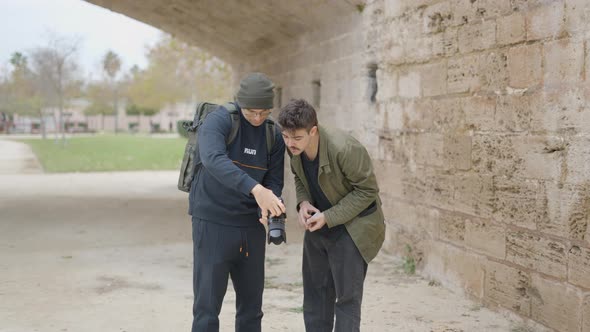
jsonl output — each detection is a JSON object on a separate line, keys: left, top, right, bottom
{"left": 277, "top": 98, "right": 318, "bottom": 132}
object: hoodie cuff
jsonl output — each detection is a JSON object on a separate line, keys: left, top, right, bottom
{"left": 240, "top": 177, "right": 259, "bottom": 197}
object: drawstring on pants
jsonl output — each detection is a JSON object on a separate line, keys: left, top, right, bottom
{"left": 239, "top": 229, "right": 249, "bottom": 258}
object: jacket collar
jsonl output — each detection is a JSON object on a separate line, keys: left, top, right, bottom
{"left": 317, "top": 125, "right": 331, "bottom": 174}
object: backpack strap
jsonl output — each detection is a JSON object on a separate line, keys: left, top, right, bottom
{"left": 223, "top": 102, "right": 240, "bottom": 145}
{"left": 265, "top": 118, "right": 276, "bottom": 167}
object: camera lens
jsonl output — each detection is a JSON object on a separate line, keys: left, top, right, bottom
{"left": 268, "top": 214, "right": 286, "bottom": 245}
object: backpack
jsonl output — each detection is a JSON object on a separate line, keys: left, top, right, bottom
{"left": 177, "top": 102, "right": 276, "bottom": 192}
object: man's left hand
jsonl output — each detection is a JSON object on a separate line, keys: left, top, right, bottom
{"left": 306, "top": 212, "right": 326, "bottom": 232}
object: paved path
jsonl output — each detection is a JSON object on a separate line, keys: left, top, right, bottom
{"left": 0, "top": 138, "right": 43, "bottom": 174}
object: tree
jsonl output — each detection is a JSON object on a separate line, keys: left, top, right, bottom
{"left": 6, "top": 52, "right": 45, "bottom": 136}
{"left": 84, "top": 81, "right": 115, "bottom": 131}
{"left": 102, "top": 50, "right": 122, "bottom": 133}
{"left": 125, "top": 34, "right": 231, "bottom": 113}
{"left": 29, "top": 33, "right": 82, "bottom": 145}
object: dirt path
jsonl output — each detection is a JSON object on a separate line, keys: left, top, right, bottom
{"left": 0, "top": 138, "right": 42, "bottom": 174}
{"left": 0, "top": 171, "right": 548, "bottom": 332}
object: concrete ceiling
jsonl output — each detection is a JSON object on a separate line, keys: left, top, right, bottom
{"left": 84, "top": 0, "right": 359, "bottom": 63}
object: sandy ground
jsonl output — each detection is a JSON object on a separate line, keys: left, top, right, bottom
{"left": 0, "top": 140, "right": 550, "bottom": 332}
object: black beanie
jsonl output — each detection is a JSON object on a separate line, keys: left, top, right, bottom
{"left": 236, "top": 72, "right": 275, "bottom": 110}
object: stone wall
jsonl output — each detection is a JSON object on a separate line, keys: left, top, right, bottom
{"left": 360, "top": 1, "right": 590, "bottom": 331}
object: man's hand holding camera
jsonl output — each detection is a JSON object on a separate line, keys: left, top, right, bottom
{"left": 252, "top": 184, "right": 286, "bottom": 225}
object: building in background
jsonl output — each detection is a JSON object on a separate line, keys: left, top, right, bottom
{"left": 11, "top": 98, "right": 194, "bottom": 134}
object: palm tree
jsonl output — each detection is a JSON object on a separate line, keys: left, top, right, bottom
{"left": 102, "top": 50, "right": 121, "bottom": 133}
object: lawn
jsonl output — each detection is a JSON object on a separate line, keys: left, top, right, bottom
{"left": 20, "top": 135, "right": 187, "bottom": 173}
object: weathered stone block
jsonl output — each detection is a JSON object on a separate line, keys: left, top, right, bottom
{"left": 461, "top": 96, "right": 496, "bottom": 132}
{"left": 568, "top": 245, "right": 590, "bottom": 289}
{"left": 423, "top": 168, "right": 455, "bottom": 210}
{"left": 472, "top": 134, "right": 563, "bottom": 180}
{"left": 398, "top": 69, "right": 421, "bottom": 98}
{"left": 443, "top": 135, "right": 472, "bottom": 170}
{"left": 404, "top": 36, "right": 434, "bottom": 62}
{"left": 494, "top": 178, "right": 547, "bottom": 230}
{"left": 380, "top": 27, "right": 405, "bottom": 64}
{"left": 423, "top": 1, "right": 453, "bottom": 34}
{"left": 530, "top": 88, "right": 590, "bottom": 133}
{"left": 472, "top": 134, "right": 521, "bottom": 176}
{"left": 465, "top": 217, "right": 506, "bottom": 259}
{"left": 383, "top": 0, "right": 408, "bottom": 18}
{"left": 508, "top": 44, "right": 542, "bottom": 89}
{"left": 478, "top": 50, "right": 508, "bottom": 92}
{"left": 495, "top": 94, "right": 534, "bottom": 132}
{"left": 566, "top": 137, "right": 590, "bottom": 185}
{"left": 544, "top": 182, "right": 590, "bottom": 241}
{"left": 484, "top": 260, "right": 531, "bottom": 316}
{"left": 429, "top": 97, "right": 463, "bottom": 133}
{"left": 403, "top": 99, "right": 435, "bottom": 131}
{"left": 527, "top": 2, "right": 565, "bottom": 40}
{"left": 565, "top": 0, "right": 590, "bottom": 36}
{"left": 402, "top": 165, "right": 428, "bottom": 202}
{"left": 425, "top": 242, "right": 486, "bottom": 298}
{"left": 373, "top": 160, "right": 404, "bottom": 200}
{"left": 530, "top": 274, "right": 583, "bottom": 332}
{"left": 448, "top": 54, "right": 480, "bottom": 93}
{"left": 432, "top": 26, "right": 458, "bottom": 57}
{"left": 497, "top": 12, "right": 526, "bottom": 45}
{"left": 377, "top": 101, "right": 404, "bottom": 132}
{"left": 458, "top": 20, "right": 497, "bottom": 53}
{"left": 514, "top": 136, "right": 564, "bottom": 180}
{"left": 377, "top": 128, "right": 411, "bottom": 164}
{"left": 375, "top": 68, "right": 398, "bottom": 102}
{"left": 506, "top": 231, "right": 567, "bottom": 279}
{"left": 454, "top": 174, "right": 494, "bottom": 218}
{"left": 512, "top": 0, "right": 562, "bottom": 12}
{"left": 439, "top": 210, "right": 465, "bottom": 245}
{"left": 389, "top": 200, "right": 440, "bottom": 241}
{"left": 451, "top": 0, "right": 511, "bottom": 26}
{"left": 421, "top": 61, "right": 447, "bottom": 97}
{"left": 543, "top": 39, "right": 584, "bottom": 87}
{"left": 413, "top": 133, "right": 444, "bottom": 167}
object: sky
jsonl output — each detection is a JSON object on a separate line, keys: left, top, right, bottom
{"left": 0, "top": 0, "right": 162, "bottom": 79}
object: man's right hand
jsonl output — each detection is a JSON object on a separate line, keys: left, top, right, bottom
{"left": 297, "top": 201, "right": 320, "bottom": 229}
{"left": 251, "top": 184, "right": 286, "bottom": 225}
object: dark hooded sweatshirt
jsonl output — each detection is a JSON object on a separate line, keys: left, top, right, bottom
{"left": 188, "top": 105, "right": 285, "bottom": 227}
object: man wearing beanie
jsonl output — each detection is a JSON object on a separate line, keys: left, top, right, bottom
{"left": 189, "top": 72, "right": 286, "bottom": 332}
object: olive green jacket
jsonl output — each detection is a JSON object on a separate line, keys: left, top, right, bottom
{"left": 290, "top": 125, "right": 385, "bottom": 263}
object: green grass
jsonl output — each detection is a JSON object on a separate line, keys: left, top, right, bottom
{"left": 20, "top": 135, "right": 186, "bottom": 173}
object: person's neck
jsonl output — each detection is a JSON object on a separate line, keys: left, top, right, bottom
{"left": 303, "top": 132, "right": 320, "bottom": 161}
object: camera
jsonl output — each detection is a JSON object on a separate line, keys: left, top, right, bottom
{"left": 266, "top": 198, "right": 287, "bottom": 245}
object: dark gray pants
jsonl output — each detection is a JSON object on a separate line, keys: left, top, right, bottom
{"left": 191, "top": 217, "right": 266, "bottom": 332}
{"left": 302, "top": 229, "right": 368, "bottom": 332}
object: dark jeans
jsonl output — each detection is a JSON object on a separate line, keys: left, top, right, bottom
{"left": 191, "top": 217, "right": 266, "bottom": 332}
{"left": 302, "top": 228, "right": 368, "bottom": 332}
